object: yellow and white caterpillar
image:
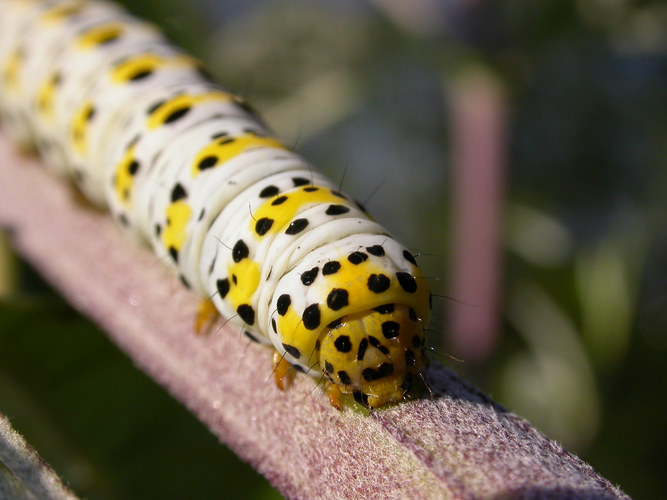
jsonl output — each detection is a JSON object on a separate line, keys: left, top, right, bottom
{"left": 0, "top": 0, "right": 431, "bottom": 409}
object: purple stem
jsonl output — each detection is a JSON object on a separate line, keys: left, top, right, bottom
{"left": 0, "top": 136, "right": 627, "bottom": 499}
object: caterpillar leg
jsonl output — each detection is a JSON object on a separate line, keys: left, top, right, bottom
{"left": 272, "top": 350, "right": 295, "bottom": 391}
{"left": 195, "top": 298, "right": 219, "bottom": 335}
{"left": 326, "top": 383, "right": 343, "bottom": 410}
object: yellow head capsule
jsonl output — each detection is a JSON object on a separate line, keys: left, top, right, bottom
{"left": 318, "top": 304, "right": 425, "bottom": 408}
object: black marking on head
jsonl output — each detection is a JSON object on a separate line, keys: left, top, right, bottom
{"left": 271, "top": 195, "right": 288, "bottom": 206}
{"left": 179, "top": 274, "right": 190, "bottom": 289}
{"left": 382, "top": 321, "right": 400, "bottom": 339}
{"left": 334, "top": 335, "right": 352, "bottom": 353}
{"left": 285, "top": 218, "right": 308, "bottom": 235}
{"left": 301, "top": 267, "right": 319, "bottom": 286}
{"left": 396, "top": 272, "right": 417, "bottom": 293}
{"left": 303, "top": 186, "right": 318, "bottom": 193}
{"left": 327, "top": 289, "right": 349, "bottom": 311}
{"left": 324, "top": 361, "right": 334, "bottom": 374}
{"left": 154, "top": 224, "right": 161, "bottom": 237}
{"left": 168, "top": 246, "right": 178, "bottom": 262}
{"left": 367, "top": 274, "right": 390, "bottom": 294}
{"left": 237, "top": 304, "right": 255, "bottom": 325}
{"left": 232, "top": 240, "right": 249, "bottom": 262}
{"left": 338, "top": 370, "right": 351, "bottom": 385}
{"left": 357, "top": 338, "right": 368, "bottom": 361}
{"left": 368, "top": 336, "right": 390, "bottom": 355}
{"left": 405, "top": 350, "right": 416, "bottom": 367}
{"left": 271, "top": 318, "right": 277, "bottom": 333}
{"left": 409, "top": 308, "right": 418, "bottom": 321}
{"left": 362, "top": 362, "right": 394, "bottom": 382}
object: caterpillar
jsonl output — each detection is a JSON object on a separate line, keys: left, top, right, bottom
{"left": 0, "top": 0, "right": 431, "bottom": 409}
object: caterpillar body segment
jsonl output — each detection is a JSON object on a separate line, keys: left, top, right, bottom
{"left": 0, "top": 0, "right": 432, "bottom": 409}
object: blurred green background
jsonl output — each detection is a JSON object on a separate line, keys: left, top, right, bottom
{"left": 1, "top": 0, "right": 666, "bottom": 498}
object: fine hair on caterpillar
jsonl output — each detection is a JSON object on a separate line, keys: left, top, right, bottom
{"left": 0, "top": 0, "right": 434, "bottom": 410}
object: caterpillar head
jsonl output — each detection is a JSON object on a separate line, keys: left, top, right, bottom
{"left": 318, "top": 304, "right": 425, "bottom": 408}
{"left": 266, "top": 235, "right": 431, "bottom": 410}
